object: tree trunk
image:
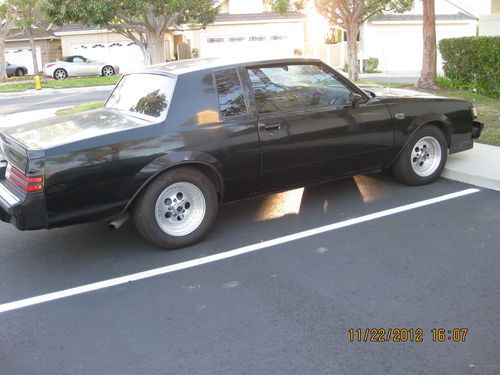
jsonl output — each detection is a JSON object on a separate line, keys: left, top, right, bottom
{"left": 346, "top": 23, "right": 360, "bottom": 82}
{"left": 28, "top": 29, "right": 39, "bottom": 75}
{"left": 0, "top": 36, "right": 7, "bottom": 79}
{"left": 0, "top": 20, "right": 14, "bottom": 79}
{"left": 416, "top": 0, "right": 438, "bottom": 89}
{"left": 146, "top": 29, "right": 166, "bottom": 65}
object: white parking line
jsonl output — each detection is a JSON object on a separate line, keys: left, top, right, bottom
{"left": 0, "top": 188, "right": 480, "bottom": 314}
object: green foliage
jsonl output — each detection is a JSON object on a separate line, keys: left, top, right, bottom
{"left": 363, "top": 57, "right": 380, "bottom": 73}
{"left": 439, "top": 37, "right": 500, "bottom": 98}
{"left": 316, "top": 0, "right": 414, "bottom": 27}
{"left": 266, "top": 0, "right": 306, "bottom": 14}
{"left": 44, "top": 0, "right": 219, "bottom": 29}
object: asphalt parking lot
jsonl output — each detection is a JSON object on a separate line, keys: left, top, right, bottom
{"left": 1, "top": 173, "right": 499, "bottom": 374}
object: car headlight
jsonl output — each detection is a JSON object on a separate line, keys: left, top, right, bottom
{"left": 471, "top": 105, "right": 478, "bottom": 119}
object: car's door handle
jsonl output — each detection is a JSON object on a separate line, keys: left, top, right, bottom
{"left": 262, "top": 123, "right": 281, "bottom": 131}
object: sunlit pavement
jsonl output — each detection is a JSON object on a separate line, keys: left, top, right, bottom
{"left": 0, "top": 173, "right": 499, "bottom": 374}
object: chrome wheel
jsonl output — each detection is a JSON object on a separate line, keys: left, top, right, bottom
{"left": 155, "top": 182, "right": 206, "bottom": 237}
{"left": 102, "top": 66, "right": 114, "bottom": 76}
{"left": 411, "top": 136, "right": 442, "bottom": 177}
{"left": 54, "top": 69, "right": 67, "bottom": 80}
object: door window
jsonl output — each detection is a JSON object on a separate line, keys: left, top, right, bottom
{"left": 247, "top": 64, "right": 353, "bottom": 114}
{"left": 214, "top": 68, "right": 248, "bottom": 118}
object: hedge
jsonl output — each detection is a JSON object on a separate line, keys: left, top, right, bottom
{"left": 439, "top": 36, "right": 500, "bottom": 98}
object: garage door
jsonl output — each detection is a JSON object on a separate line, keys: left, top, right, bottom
{"left": 5, "top": 47, "right": 42, "bottom": 75}
{"left": 71, "top": 41, "right": 144, "bottom": 73}
{"left": 201, "top": 34, "right": 294, "bottom": 58}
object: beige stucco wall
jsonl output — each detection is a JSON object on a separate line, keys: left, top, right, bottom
{"left": 492, "top": 0, "right": 500, "bottom": 13}
{"left": 5, "top": 39, "right": 62, "bottom": 66}
{"left": 479, "top": 13, "right": 500, "bottom": 35}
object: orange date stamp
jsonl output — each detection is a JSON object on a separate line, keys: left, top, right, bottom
{"left": 348, "top": 328, "right": 468, "bottom": 343}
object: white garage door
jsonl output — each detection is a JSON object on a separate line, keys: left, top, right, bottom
{"left": 71, "top": 41, "right": 145, "bottom": 73}
{"left": 201, "top": 34, "right": 295, "bottom": 58}
{"left": 5, "top": 47, "right": 42, "bottom": 75}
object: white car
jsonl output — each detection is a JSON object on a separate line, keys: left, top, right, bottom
{"left": 43, "top": 55, "right": 119, "bottom": 80}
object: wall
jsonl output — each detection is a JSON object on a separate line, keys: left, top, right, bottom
{"left": 479, "top": 13, "right": 500, "bottom": 35}
{"left": 228, "top": 0, "right": 264, "bottom": 14}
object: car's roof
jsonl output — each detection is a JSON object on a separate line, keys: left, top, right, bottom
{"left": 142, "top": 56, "right": 323, "bottom": 76}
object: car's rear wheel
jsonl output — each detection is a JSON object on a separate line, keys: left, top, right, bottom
{"left": 15, "top": 68, "right": 25, "bottom": 77}
{"left": 132, "top": 167, "right": 218, "bottom": 249}
{"left": 392, "top": 124, "right": 448, "bottom": 185}
{"left": 102, "top": 66, "right": 115, "bottom": 77}
{"left": 54, "top": 68, "right": 67, "bottom": 80}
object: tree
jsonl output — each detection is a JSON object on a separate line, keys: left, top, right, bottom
{"left": 44, "top": 0, "right": 220, "bottom": 65}
{"left": 9, "top": 0, "right": 43, "bottom": 75}
{"left": 0, "top": 1, "right": 15, "bottom": 78}
{"left": 316, "top": 0, "right": 414, "bottom": 81}
{"left": 416, "top": 0, "right": 437, "bottom": 89}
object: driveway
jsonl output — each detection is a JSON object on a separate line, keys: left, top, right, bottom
{"left": 0, "top": 174, "right": 499, "bottom": 374}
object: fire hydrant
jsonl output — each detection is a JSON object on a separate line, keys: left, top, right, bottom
{"left": 34, "top": 75, "right": 42, "bottom": 90}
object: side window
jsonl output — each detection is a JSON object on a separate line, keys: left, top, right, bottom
{"left": 73, "top": 57, "right": 84, "bottom": 63}
{"left": 214, "top": 68, "right": 248, "bottom": 118}
{"left": 247, "top": 64, "right": 353, "bottom": 114}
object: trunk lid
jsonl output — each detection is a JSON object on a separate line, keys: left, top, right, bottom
{"left": 1, "top": 108, "right": 150, "bottom": 151}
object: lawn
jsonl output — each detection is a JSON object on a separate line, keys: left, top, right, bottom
{"left": 0, "top": 75, "right": 120, "bottom": 93}
{"left": 358, "top": 81, "right": 500, "bottom": 147}
{"left": 56, "top": 101, "right": 104, "bottom": 116}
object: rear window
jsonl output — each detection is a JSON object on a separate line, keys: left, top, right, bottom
{"left": 214, "top": 69, "right": 248, "bottom": 118}
{"left": 106, "top": 73, "right": 175, "bottom": 120}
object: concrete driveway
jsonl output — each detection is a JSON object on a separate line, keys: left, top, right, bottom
{"left": 1, "top": 173, "right": 499, "bottom": 374}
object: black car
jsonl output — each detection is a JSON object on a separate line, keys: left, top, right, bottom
{"left": 0, "top": 57, "right": 483, "bottom": 249}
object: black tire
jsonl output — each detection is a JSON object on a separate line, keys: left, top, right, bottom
{"left": 102, "top": 65, "right": 115, "bottom": 76}
{"left": 392, "top": 124, "right": 448, "bottom": 186}
{"left": 132, "top": 167, "right": 219, "bottom": 250}
{"left": 53, "top": 68, "right": 67, "bottom": 80}
{"left": 15, "top": 68, "right": 25, "bottom": 77}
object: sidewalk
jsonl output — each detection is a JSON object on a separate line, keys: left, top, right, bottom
{"left": 443, "top": 143, "right": 500, "bottom": 192}
{"left": 0, "top": 85, "right": 114, "bottom": 99}
{"left": 0, "top": 107, "right": 66, "bottom": 128}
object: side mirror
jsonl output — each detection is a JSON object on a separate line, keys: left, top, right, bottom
{"left": 364, "top": 90, "right": 376, "bottom": 98}
{"left": 351, "top": 93, "right": 363, "bottom": 109}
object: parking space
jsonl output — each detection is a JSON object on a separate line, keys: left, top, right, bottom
{"left": 1, "top": 173, "right": 499, "bottom": 374}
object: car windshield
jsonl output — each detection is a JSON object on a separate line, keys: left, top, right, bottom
{"left": 105, "top": 73, "right": 175, "bottom": 120}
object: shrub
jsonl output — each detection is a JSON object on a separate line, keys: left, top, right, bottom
{"left": 439, "top": 36, "right": 500, "bottom": 98}
{"left": 363, "top": 57, "right": 380, "bottom": 73}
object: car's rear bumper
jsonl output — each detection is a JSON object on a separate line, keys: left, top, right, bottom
{"left": 472, "top": 121, "right": 484, "bottom": 140}
{"left": 0, "top": 170, "right": 48, "bottom": 231}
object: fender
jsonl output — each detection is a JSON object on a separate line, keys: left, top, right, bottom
{"left": 122, "top": 151, "right": 224, "bottom": 213}
{"left": 389, "top": 112, "right": 452, "bottom": 167}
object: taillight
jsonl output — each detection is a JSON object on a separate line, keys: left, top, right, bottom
{"left": 45, "top": 63, "right": 56, "bottom": 68}
{"left": 6, "top": 164, "right": 44, "bottom": 192}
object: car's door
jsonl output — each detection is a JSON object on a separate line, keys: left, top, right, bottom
{"left": 70, "top": 56, "right": 94, "bottom": 76}
{"left": 244, "top": 62, "right": 394, "bottom": 191}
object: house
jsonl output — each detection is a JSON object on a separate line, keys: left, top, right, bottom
{"left": 479, "top": 0, "right": 500, "bottom": 35}
{"left": 360, "top": 0, "right": 479, "bottom": 73}
{"left": 53, "top": 26, "right": 189, "bottom": 72}
{"left": 5, "top": 24, "right": 61, "bottom": 75}
{"left": 184, "top": 0, "right": 307, "bottom": 59}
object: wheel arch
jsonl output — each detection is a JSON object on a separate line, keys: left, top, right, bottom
{"left": 123, "top": 160, "right": 224, "bottom": 214}
{"left": 389, "top": 115, "right": 451, "bottom": 167}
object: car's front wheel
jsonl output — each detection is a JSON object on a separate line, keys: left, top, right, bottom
{"left": 392, "top": 124, "right": 448, "bottom": 185}
{"left": 53, "top": 68, "right": 67, "bottom": 80}
{"left": 132, "top": 167, "right": 219, "bottom": 249}
{"left": 102, "top": 66, "right": 115, "bottom": 77}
